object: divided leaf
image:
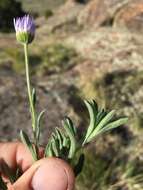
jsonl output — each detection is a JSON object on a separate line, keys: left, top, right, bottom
{"left": 88, "top": 110, "right": 116, "bottom": 141}
{"left": 45, "top": 117, "right": 77, "bottom": 160}
{"left": 44, "top": 99, "right": 127, "bottom": 177}
{"left": 83, "top": 100, "right": 128, "bottom": 145}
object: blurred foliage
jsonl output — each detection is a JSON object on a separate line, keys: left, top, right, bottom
{"left": 75, "top": 132, "right": 143, "bottom": 190}
{"left": 0, "top": 43, "right": 78, "bottom": 75}
{"left": 0, "top": 0, "right": 25, "bottom": 32}
{"left": 44, "top": 9, "right": 53, "bottom": 19}
{"left": 101, "top": 70, "right": 143, "bottom": 129}
{"left": 74, "top": 65, "right": 143, "bottom": 189}
{"left": 4, "top": 48, "right": 42, "bottom": 74}
{"left": 37, "top": 44, "right": 78, "bottom": 75}
{"left": 78, "top": 68, "right": 143, "bottom": 129}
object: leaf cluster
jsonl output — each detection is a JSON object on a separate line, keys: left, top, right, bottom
{"left": 82, "top": 100, "right": 128, "bottom": 145}
{"left": 0, "top": 99, "right": 128, "bottom": 189}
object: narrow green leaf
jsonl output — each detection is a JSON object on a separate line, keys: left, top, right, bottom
{"left": 63, "top": 118, "right": 76, "bottom": 159}
{"left": 96, "top": 109, "right": 107, "bottom": 125}
{"left": 37, "top": 110, "right": 46, "bottom": 128}
{"left": 55, "top": 128, "right": 63, "bottom": 150}
{"left": 83, "top": 100, "right": 98, "bottom": 144}
{"left": 36, "top": 110, "right": 46, "bottom": 141}
{"left": 63, "top": 137, "right": 70, "bottom": 148}
{"left": 91, "top": 110, "right": 115, "bottom": 136}
{"left": 64, "top": 117, "right": 76, "bottom": 137}
{"left": 51, "top": 136, "right": 59, "bottom": 157}
{"left": 44, "top": 141, "right": 54, "bottom": 157}
{"left": 88, "top": 117, "right": 128, "bottom": 142}
{"left": 56, "top": 128, "right": 68, "bottom": 148}
{"left": 97, "top": 117, "right": 128, "bottom": 135}
{"left": 48, "top": 143, "right": 54, "bottom": 157}
{"left": 44, "top": 141, "right": 51, "bottom": 157}
{"left": 63, "top": 135, "right": 68, "bottom": 147}
{"left": 20, "top": 130, "right": 37, "bottom": 161}
{"left": 45, "top": 135, "right": 57, "bottom": 157}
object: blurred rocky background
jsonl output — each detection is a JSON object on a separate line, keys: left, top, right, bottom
{"left": 1, "top": 0, "right": 143, "bottom": 189}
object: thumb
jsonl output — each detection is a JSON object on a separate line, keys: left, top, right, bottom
{"left": 8, "top": 158, "right": 75, "bottom": 190}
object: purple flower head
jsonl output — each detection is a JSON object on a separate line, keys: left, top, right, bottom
{"left": 14, "top": 15, "right": 35, "bottom": 44}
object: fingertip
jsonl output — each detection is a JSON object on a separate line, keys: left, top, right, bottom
{"left": 11, "top": 158, "right": 75, "bottom": 190}
{"left": 31, "top": 158, "right": 75, "bottom": 190}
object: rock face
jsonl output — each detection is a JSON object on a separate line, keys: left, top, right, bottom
{"left": 77, "top": 0, "right": 131, "bottom": 27}
{"left": 114, "top": 0, "right": 143, "bottom": 32}
{"left": 65, "top": 27, "right": 143, "bottom": 69}
{"left": 38, "top": 0, "right": 143, "bottom": 35}
{"left": 0, "top": 68, "right": 79, "bottom": 144}
{"left": 38, "top": 0, "right": 84, "bottom": 35}
{"left": 78, "top": 0, "right": 143, "bottom": 32}
{"left": 65, "top": 30, "right": 143, "bottom": 190}
{"left": 65, "top": 26, "right": 143, "bottom": 127}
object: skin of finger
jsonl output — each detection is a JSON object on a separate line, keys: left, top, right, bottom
{"left": 31, "top": 158, "right": 75, "bottom": 190}
{"left": 16, "top": 143, "right": 44, "bottom": 171}
{"left": 7, "top": 159, "right": 42, "bottom": 190}
{"left": 0, "top": 142, "right": 19, "bottom": 170}
{"left": 10, "top": 158, "right": 75, "bottom": 190}
{"left": 0, "top": 143, "right": 75, "bottom": 190}
{"left": 0, "top": 142, "right": 44, "bottom": 172}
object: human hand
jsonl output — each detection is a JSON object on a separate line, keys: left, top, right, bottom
{"left": 0, "top": 142, "right": 75, "bottom": 190}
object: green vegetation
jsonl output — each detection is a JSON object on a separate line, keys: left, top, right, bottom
{"left": 76, "top": 142, "right": 143, "bottom": 190}
{"left": 44, "top": 9, "right": 53, "bottom": 19}
{"left": 101, "top": 70, "right": 143, "bottom": 128}
{"left": 37, "top": 44, "right": 78, "bottom": 75}
{"left": 74, "top": 68, "right": 143, "bottom": 190}
{"left": 0, "top": 43, "right": 78, "bottom": 75}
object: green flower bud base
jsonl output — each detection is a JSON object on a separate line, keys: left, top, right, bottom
{"left": 16, "top": 32, "right": 34, "bottom": 44}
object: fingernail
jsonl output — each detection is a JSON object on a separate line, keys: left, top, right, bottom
{"left": 31, "top": 160, "right": 68, "bottom": 190}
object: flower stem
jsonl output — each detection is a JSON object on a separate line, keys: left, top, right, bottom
{"left": 24, "top": 44, "right": 36, "bottom": 134}
{"left": 24, "top": 44, "right": 39, "bottom": 160}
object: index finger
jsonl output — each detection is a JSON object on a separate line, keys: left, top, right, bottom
{"left": 0, "top": 142, "right": 43, "bottom": 172}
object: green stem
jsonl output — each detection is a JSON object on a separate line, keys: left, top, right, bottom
{"left": 24, "top": 44, "right": 39, "bottom": 160}
{"left": 24, "top": 44, "right": 36, "bottom": 132}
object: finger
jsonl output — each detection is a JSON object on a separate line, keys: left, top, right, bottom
{"left": 0, "top": 142, "right": 43, "bottom": 172}
{"left": 8, "top": 158, "right": 75, "bottom": 190}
